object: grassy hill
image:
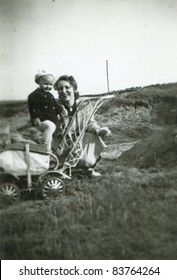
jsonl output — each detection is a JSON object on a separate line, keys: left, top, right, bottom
{"left": 0, "top": 83, "right": 177, "bottom": 259}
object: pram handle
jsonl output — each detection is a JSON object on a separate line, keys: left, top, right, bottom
{"left": 55, "top": 94, "right": 114, "bottom": 172}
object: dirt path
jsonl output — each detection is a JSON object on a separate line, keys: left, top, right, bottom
{"left": 102, "top": 141, "right": 139, "bottom": 160}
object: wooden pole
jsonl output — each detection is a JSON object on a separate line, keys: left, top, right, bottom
{"left": 106, "top": 60, "right": 110, "bottom": 93}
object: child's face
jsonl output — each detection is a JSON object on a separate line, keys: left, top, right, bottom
{"left": 38, "top": 76, "right": 54, "bottom": 92}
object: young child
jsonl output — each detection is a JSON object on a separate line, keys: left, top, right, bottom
{"left": 28, "top": 70, "right": 67, "bottom": 151}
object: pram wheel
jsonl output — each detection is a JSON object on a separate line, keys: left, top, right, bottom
{"left": 40, "top": 176, "right": 65, "bottom": 199}
{"left": 0, "top": 182, "right": 20, "bottom": 206}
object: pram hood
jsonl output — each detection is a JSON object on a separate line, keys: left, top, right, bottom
{"left": 0, "top": 143, "right": 50, "bottom": 176}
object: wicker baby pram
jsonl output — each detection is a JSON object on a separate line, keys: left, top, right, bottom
{"left": 0, "top": 95, "right": 113, "bottom": 205}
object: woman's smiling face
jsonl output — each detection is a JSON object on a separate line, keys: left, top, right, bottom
{"left": 56, "top": 80, "right": 75, "bottom": 106}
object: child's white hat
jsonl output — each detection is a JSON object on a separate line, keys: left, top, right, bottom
{"left": 35, "top": 70, "right": 55, "bottom": 83}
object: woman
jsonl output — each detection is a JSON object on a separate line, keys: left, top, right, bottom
{"left": 52, "top": 75, "right": 111, "bottom": 178}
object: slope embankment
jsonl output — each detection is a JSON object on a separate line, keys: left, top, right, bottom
{"left": 99, "top": 83, "right": 177, "bottom": 169}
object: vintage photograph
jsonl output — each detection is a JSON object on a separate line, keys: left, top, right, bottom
{"left": 0, "top": 0, "right": 177, "bottom": 260}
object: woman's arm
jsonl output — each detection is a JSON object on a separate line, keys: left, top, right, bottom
{"left": 87, "top": 116, "right": 111, "bottom": 138}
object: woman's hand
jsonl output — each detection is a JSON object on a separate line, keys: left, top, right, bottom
{"left": 59, "top": 105, "right": 68, "bottom": 118}
{"left": 96, "top": 127, "right": 112, "bottom": 138}
{"left": 33, "top": 118, "right": 41, "bottom": 127}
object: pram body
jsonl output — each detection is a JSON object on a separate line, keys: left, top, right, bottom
{"left": 0, "top": 142, "right": 66, "bottom": 205}
{"left": 0, "top": 95, "right": 113, "bottom": 205}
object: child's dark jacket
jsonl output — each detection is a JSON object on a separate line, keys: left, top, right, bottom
{"left": 28, "top": 88, "right": 61, "bottom": 125}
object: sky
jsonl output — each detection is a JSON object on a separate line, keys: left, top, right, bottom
{"left": 1, "top": 0, "right": 177, "bottom": 100}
